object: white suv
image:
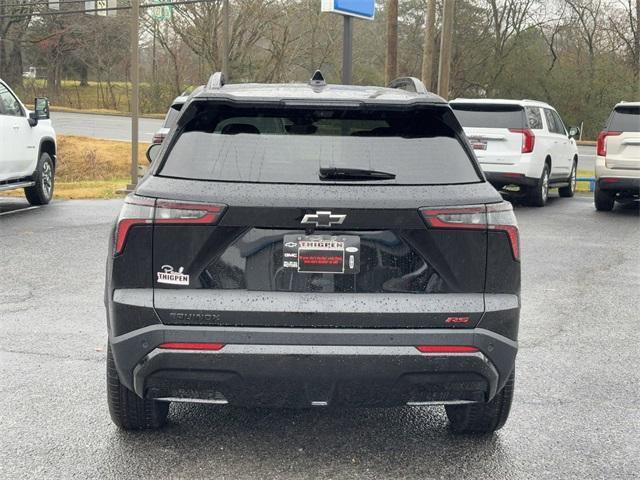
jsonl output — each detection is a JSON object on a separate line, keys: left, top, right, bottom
{"left": 0, "top": 78, "right": 56, "bottom": 205}
{"left": 594, "top": 102, "right": 640, "bottom": 211}
{"left": 450, "top": 99, "right": 579, "bottom": 207}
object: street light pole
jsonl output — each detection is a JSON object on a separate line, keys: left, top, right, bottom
{"left": 342, "top": 15, "right": 352, "bottom": 84}
{"left": 129, "top": 0, "right": 140, "bottom": 190}
{"left": 222, "top": 0, "right": 229, "bottom": 79}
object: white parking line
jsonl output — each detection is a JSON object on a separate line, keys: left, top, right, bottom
{"left": 0, "top": 206, "right": 41, "bottom": 217}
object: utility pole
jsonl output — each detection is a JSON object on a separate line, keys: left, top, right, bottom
{"left": 636, "top": 0, "right": 640, "bottom": 98}
{"left": 421, "top": 0, "right": 436, "bottom": 91}
{"left": 437, "top": 0, "right": 455, "bottom": 99}
{"left": 384, "top": 0, "right": 398, "bottom": 85}
{"left": 342, "top": 15, "right": 353, "bottom": 84}
{"left": 129, "top": 0, "right": 140, "bottom": 190}
{"left": 222, "top": 0, "right": 229, "bottom": 79}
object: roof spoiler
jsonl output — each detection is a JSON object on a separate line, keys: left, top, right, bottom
{"left": 388, "top": 77, "right": 428, "bottom": 94}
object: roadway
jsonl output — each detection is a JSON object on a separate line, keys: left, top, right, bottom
{"left": 0, "top": 194, "right": 638, "bottom": 478}
{"left": 50, "top": 111, "right": 163, "bottom": 143}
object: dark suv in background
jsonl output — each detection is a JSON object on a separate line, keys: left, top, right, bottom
{"left": 105, "top": 72, "right": 520, "bottom": 434}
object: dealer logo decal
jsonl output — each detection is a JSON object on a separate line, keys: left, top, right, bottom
{"left": 157, "top": 265, "right": 190, "bottom": 285}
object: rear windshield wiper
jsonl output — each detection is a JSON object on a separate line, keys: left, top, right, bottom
{"left": 319, "top": 167, "right": 396, "bottom": 181}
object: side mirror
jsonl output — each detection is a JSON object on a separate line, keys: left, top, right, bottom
{"left": 146, "top": 143, "right": 162, "bottom": 164}
{"left": 28, "top": 111, "right": 38, "bottom": 127}
{"left": 34, "top": 97, "right": 50, "bottom": 120}
{"left": 568, "top": 126, "right": 580, "bottom": 139}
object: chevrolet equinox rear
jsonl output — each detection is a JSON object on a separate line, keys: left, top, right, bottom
{"left": 105, "top": 73, "right": 520, "bottom": 434}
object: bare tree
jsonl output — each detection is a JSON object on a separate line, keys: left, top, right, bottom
{"left": 565, "top": 0, "right": 604, "bottom": 69}
{"left": 0, "top": 0, "right": 34, "bottom": 85}
{"left": 484, "top": 0, "right": 540, "bottom": 94}
{"left": 170, "top": 0, "right": 278, "bottom": 81}
{"left": 608, "top": 0, "right": 639, "bottom": 95}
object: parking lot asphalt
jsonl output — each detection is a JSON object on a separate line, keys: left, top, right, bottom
{"left": 0, "top": 194, "right": 638, "bottom": 479}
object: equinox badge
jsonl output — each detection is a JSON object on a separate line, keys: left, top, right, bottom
{"left": 301, "top": 211, "right": 346, "bottom": 228}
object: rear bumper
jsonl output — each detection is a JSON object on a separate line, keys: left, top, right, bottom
{"left": 477, "top": 152, "right": 542, "bottom": 181}
{"left": 597, "top": 177, "right": 640, "bottom": 193}
{"left": 485, "top": 172, "right": 538, "bottom": 188}
{"left": 595, "top": 155, "right": 640, "bottom": 190}
{"left": 109, "top": 325, "right": 517, "bottom": 408}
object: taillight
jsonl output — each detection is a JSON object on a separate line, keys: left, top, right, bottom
{"left": 114, "top": 194, "right": 227, "bottom": 255}
{"left": 115, "top": 195, "right": 155, "bottom": 254}
{"left": 421, "top": 205, "right": 487, "bottom": 230}
{"left": 486, "top": 202, "right": 520, "bottom": 260}
{"left": 416, "top": 345, "right": 479, "bottom": 353}
{"left": 152, "top": 133, "right": 166, "bottom": 144}
{"left": 421, "top": 201, "right": 520, "bottom": 260}
{"left": 509, "top": 128, "right": 535, "bottom": 154}
{"left": 596, "top": 131, "right": 621, "bottom": 157}
{"left": 155, "top": 200, "right": 224, "bottom": 224}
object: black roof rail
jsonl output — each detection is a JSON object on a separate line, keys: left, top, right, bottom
{"left": 206, "top": 72, "right": 225, "bottom": 89}
{"left": 388, "top": 77, "right": 428, "bottom": 94}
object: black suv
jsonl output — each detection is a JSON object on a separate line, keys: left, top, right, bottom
{"left": 105, "top": 73, "right": 520, "bottom": 434}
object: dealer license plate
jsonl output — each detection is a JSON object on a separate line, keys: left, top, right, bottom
{"left": 283, "top": 234, "right": 360, "bottom": 274}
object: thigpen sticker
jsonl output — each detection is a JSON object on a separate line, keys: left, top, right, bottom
{"left": 157, "top": 265, "right": 190, "bottom": 285}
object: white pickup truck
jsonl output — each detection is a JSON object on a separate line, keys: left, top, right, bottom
{"left": 0, "top": 78, "right": 56, "bottom": 205}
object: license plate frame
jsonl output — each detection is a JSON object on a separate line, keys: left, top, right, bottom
{"left": 283, "top": 234, "right": 360, "bottom": 274}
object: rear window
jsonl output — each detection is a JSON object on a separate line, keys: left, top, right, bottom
{"left": 451, "top": 103, "right": 525, "bottom": 129}
{"left": 158, "top": 104, "right": 480, "bottom": 185}
{"left": 162, "top": 105, "right": 182, "bottom": 129}
{"left": 608, "top": 106, "right": 640, "bottom": 132}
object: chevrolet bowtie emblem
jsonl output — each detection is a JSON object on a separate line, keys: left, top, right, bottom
{"left": 301, "top": 211, "right": 346, "bottom": 228}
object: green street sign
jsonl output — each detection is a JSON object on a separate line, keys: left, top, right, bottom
{"left": 149, "top": 0, "right": 173, "bottom": 21}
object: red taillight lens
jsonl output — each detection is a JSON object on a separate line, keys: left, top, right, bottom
{"left": 421, "top": 205, "right": 487, "bottom": 230}
{"left": 114, "top": 195, "right": 227, "bottom": 255}
{"left": 159, "top": 342, "right": 225, "bottom": 351}
{"left": 155, "top": 200, "right": 225, "bottom": 224}
{"left": 421, "top": 201, "right": 519, "bottom": 260}
{"left": 596, "top": 131, "right": 621, "bottom": 157}
{"left": 509, "top": 128, "right": 535, "bottom": 154}
{"left": 486, "top": 202, "right": 520, "bottom": 260}
{"left": 115, "top": 195, "right": 155, "bottom": 254}
{"left": 416, "top": 345, "right": 479, "bottom": 353}
{"left": 152, "top": 133, "right": 166, "bottom": 144}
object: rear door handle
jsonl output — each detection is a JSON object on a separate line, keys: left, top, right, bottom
{"left": 12, "top": 124, "right": 20, "bottom": 130}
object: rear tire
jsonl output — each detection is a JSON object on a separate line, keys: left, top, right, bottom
{"left": 594, "top": 186, "right": 615, "bottom": 211}
{"left": 527, "top": 164, "right": 549, "bottom": 207}
{"left": 24, "top": 152, "right": 55, "bottom": 206}
{"left": 445, "top": 370, "right": 514, "bottom": 434}
{"left": 558, "top": 161, "right": 576, "bottom": 198}
{"left": 107, "top": 345, "right": 169, "bottom": 430}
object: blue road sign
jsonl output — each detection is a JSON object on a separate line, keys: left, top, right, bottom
{"left": 321, "top": 0, "right": 375, "bottom": 20}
